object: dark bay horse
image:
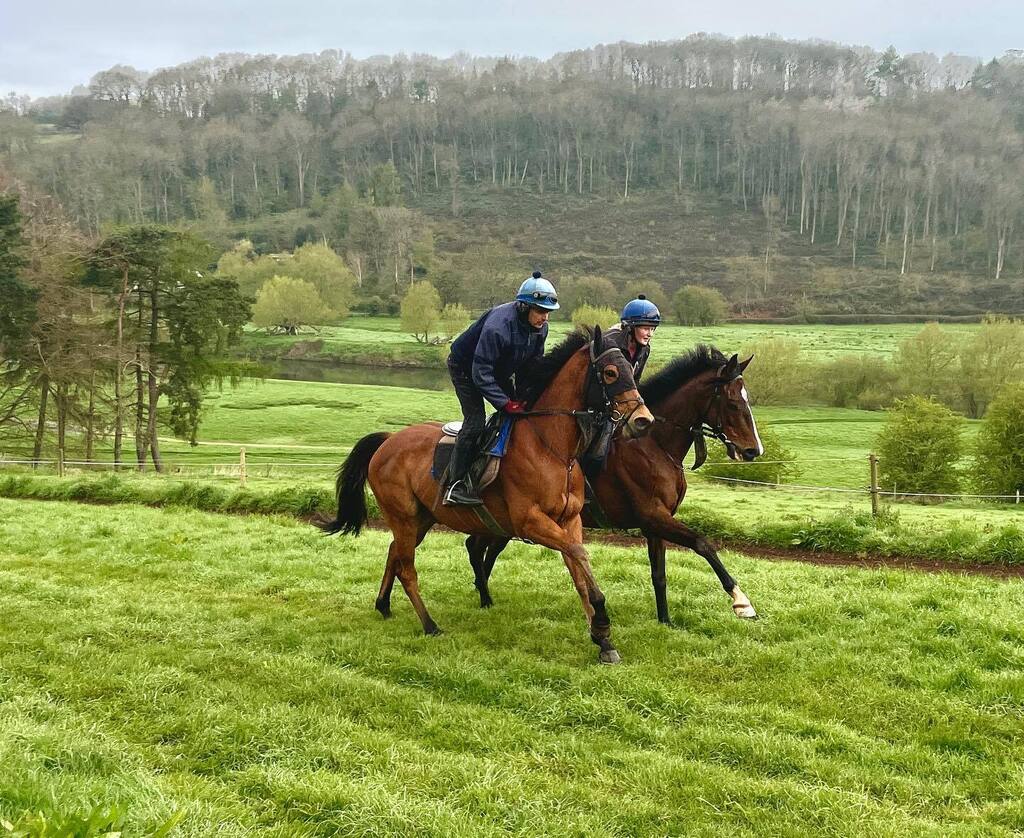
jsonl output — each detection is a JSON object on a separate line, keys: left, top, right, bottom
{"left": 318, "top": 328, "right": 654, "bottom": 663}
{"left": 466, "top": 346, "right": 764, "bottom": 625}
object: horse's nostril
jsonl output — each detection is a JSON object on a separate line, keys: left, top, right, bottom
{"left": 633, "top": 417, "right": 652, "bottom": 431}
{"left": 743, "top": 448, "right": 759, "bottom": 461}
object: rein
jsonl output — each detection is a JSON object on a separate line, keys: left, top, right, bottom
{"left": 513, "top": 344, "right": 644, "bottom": 521}
{"left": 652, "top": 374, "right": 741, "bottom": 470}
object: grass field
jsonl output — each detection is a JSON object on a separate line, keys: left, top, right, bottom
{"left": 2, "top": 498, "right": 1023, "bottom": 835}
{"left": 4, "top": 377, "right": 1022, "bottom": 564}
{"left": 239, "top": 317, "right": 981, "bottom": 369}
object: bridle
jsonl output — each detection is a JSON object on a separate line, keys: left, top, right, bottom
{"left": 654, "top": 368, "right": 743, "bottom": 469}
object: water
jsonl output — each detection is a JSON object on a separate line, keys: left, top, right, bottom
{"left": 267, "top": 358, "right": 452, "bottom": 391}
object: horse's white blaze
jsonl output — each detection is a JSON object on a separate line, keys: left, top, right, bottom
{"left": 740, "top": 386, "right": 764, "bottom": 455}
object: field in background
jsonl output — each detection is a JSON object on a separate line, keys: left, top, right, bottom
{"left": 2, "top": 498, "right": 1022, "bottom": 835}
{"left": 239, "top": 317, "right": 981, "bottom": 368}
{"left": 5, "top": 378, "right": 1024, "bottom": 566}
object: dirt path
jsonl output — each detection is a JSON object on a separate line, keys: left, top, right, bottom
{"left": 362, "top": 521, "right": 1024, "bottom": 580}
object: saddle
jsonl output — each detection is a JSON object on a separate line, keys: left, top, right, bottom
{"left": 431, "top": 412, "right": 515, "bottom": 493}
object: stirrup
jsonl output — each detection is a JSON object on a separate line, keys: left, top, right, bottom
{"left": 443, "top": 478, "right": 483, "bottom": 506}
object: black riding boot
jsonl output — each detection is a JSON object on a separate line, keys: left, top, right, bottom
{"left": 443, "top": 432, "right": 483, "bottom": 506}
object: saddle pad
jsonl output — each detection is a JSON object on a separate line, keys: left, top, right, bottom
{"left": 430, "top": 415, "right": 515, "bottom": 483}
{"left": 441, "top": 421, "right": 462, "bottom": 437}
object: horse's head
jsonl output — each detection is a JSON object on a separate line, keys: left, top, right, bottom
{"left": 705, "top": 354, "right": 763, "bottom": 461}
{"left": 587, "top": 325, "right": 654, "bottom": 439}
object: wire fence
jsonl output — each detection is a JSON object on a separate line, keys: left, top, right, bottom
{"left": 2, "top": 448, "right": 1022, "bottom": 507}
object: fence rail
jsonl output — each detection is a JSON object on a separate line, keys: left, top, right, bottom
{"left": 2, "top": 449, "right": 1022, "bottom": 508}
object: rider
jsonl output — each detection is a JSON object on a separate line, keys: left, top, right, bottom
{"left": 443, "top": 270, "right": 560, "bottom": 505}
{"left": 606, "top": 294, "right": 660, "bottom": 382}
{"left": 582, "top": 294, "right": 661, "bottom": 478}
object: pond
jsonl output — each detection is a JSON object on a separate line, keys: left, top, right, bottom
{"left": 266, "top": 358, "right": 452, "bottom": 391}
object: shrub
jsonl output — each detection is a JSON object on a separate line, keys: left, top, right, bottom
{"left": 564, "top": 275, "right": 619, "bottom": 315}
{"left": 738, "top": 338, "right": 805, "bottom": 405}
{"left": 817, "top": 354, "right": 897, "bottom": 409}
{"left": 699, "top": 424, "right": 798, "bottom": 485}
{"left": 876, "top": 396, "right": 963, "bottom": 497}
{"left": 440, "top": 303, "right": 471, "bottom": 341}
{"left": 673, "top": 285, "right": 728, "bottom": 326}
{"left": 571, "top": 304, "right": 618, "bottom": 330}
{"left": 971, "top": 383, "right": 1024, "bottom": 499}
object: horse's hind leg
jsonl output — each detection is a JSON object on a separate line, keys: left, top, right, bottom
{"left": 377, "top": 517, "right": 431, "bottom": 620}
{"left": 466, "top": 535, "right": 509, "bottom": 608}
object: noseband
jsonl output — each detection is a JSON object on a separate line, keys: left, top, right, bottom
{"left": 654, "top": 370, "right": 742, "bottom": 469}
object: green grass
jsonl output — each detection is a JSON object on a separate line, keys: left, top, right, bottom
{"left": 4, "top": 377, "right": 1023, "bottom": 564}
{"left": 240, "top": 317, "right": 982, "bottom": 369}
{"left": 1, "top": 498, "right": 1023, "bottom": 835}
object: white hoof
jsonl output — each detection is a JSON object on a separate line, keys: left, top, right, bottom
{"left": 732, "top": 602, "right": 758, "bottom": 619}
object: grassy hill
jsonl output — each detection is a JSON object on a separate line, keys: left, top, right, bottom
{"left": 409, "top": 186, "right": 1021, "bottom": 317}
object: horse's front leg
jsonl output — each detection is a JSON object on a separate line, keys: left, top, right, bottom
{"left": 517, "top": 511, "right": 620, "bottom": 664}
{"left": 643, "top": 512, "right": 757, "bottom": 620}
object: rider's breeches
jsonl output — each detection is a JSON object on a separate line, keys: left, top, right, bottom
{"left": 448, "top": 358, "right": 487, "bottom": 482}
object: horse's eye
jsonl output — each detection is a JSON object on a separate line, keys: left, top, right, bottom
{"left": 602, "top": 365, "right": 619, "bottom": 384}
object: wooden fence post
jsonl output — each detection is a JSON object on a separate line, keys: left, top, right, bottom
{"left": 239, "top": 447, "right": 247, "bottom": 488}
{"left": 869, "top": 453, "right": 879, "bottom": 517}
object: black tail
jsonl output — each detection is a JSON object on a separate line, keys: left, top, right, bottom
{"left": 317, "top": 432, "right": 390, "bottom": 536}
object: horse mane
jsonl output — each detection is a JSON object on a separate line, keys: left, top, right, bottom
{"left": 639, "top": 344, "right": 728, "bottom": 407}
{"left": 518, "top": 328, "right": 591, "bottom": 405}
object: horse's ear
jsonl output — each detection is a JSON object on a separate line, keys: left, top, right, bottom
{"left": 591, "top": 324, "right": 603, "bottom": 360}
{"left": 722, "top": 353, "right": 739, "bottom": 378}
{"left": 739, "top": 354, "right": 754, "bottom": 372}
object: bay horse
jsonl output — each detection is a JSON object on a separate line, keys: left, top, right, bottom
{"left": 465, "top": 346, "right": 764, "bottom": 625}
{"left": 317, "top": 327, "right": 655, "bottom": 663}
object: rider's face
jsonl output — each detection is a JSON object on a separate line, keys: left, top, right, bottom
{"left": 633, "top": 325, "right": 655, "bottom": 346}
{"left": 528, "top": 306, "right": 550, "bottom": 328}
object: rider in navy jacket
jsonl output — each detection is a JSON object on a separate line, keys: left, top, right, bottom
{"left": 443, "top": 271, "right": 560, "bottom": 505}
{"left": 448, "top": 301, "right": 549, "bottom": 409}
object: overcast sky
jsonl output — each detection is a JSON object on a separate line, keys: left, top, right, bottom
{"left": 2, "top": 0, "right": 1021, "bottom": 98}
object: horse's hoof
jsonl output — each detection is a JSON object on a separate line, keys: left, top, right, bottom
{"left": 599, "top": 648, "right": 621, "bottom": 665}
{"left": 374, "top": 600, "right": 392, "bottom": 619}
{"left": 424, "top": 625, "right": 444, "bottom": 637}
{"left": 733, "top": 603, "right": 758, "bottom": 619}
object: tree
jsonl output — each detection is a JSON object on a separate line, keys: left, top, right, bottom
{"left": 401, "top": 281, "right": 442, "bottom": 343}
{"left": 958, "top": 317, "right": 1024, "bottom": 419}
{"left": 367, "top": 161, "right": 403, "bottom": 206}
{"left": 876, "top": 396, "right": 963, "bottom": 497}
{"left": 972, "top": 384, "right": 1024, "bottom": 498}
{"left": 893, "top": 323, "right": 961, "bottom": 408}
{"left": 571, "top": 304, "right": 618, "bottom": 330}
{"left": 88, "top": 227, "right": 250, "bottom": 465}
{"left": 0, "top": 193, "right": 36, "bottom": 435}
{"left": 564, "top": 275, "right": 618, "bottom": 315}
{"left": 738, "top": 338, "right": 804, "bottom": 405}
{"left": 674, "top": 285, "right": 728, "bottom": 326}
{"left": 252, "top": 276, "right": 332, "bottom": 334}
{"left": 440, "top": 303, "right": 470, "bottom": 341}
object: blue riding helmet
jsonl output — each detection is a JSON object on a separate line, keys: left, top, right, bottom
{"left": 620, "top": 294, "right": 661, "bottom": 327}
{"left": 515, "top": 271, "right": 560, "bottom": 311}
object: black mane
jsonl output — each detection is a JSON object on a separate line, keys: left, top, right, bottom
{"left": 639, "top": 344, "right": 727, "bottom": 406}
{"left": 519, "top": 329, "right": 591, "bottom": 405}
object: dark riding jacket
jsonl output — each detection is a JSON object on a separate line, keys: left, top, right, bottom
{"left": 449, "top": 302, "right": 548, "bottom": 410}
{"left": 605, "top": 324, "right": 650, "bottom": 382}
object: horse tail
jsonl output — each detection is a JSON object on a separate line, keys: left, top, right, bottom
{"left": 318, "top": 432, "right": 390, "bottom": 536}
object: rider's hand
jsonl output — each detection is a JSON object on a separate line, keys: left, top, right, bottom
{"left": 503, "top": 400, "right": 527, "bottom": 414}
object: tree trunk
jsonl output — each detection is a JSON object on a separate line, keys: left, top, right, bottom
{"left": 32, "top": 375, "right": 49, "bottom": 468}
